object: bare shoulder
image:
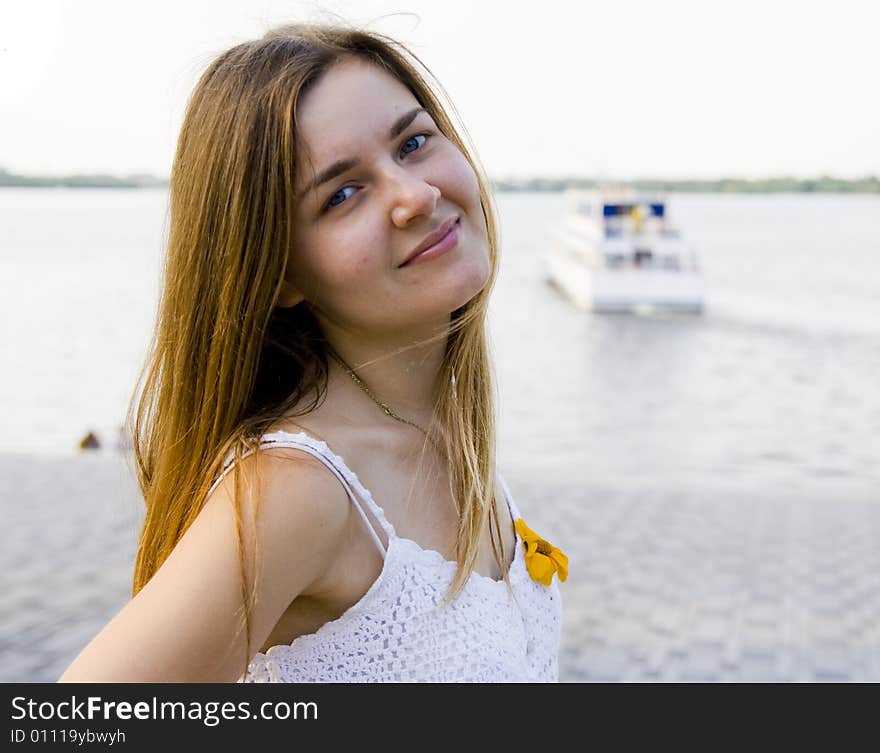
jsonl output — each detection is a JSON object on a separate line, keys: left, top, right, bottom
{"left": 58, "top": 442, "right": 352, "bottom": 682}
{"left": 208, "top": 443, "right": 354, "bottom": 593}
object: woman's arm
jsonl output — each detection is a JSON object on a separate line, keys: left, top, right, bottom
{"left": 58, "top": 448, "right": 352, "bottom": 682}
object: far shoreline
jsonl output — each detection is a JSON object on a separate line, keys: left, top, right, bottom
{"left": 1, "top": 168, "right": 878, "bottom": 194}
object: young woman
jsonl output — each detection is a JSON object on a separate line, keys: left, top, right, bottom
{"left": 59, "top": 20, "right": 567, "bottom": 683}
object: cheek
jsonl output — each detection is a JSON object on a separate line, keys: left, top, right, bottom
{"left": 285, "top": 236, "right": 344, "bottom": 298}
{"left": 312, "top": 227, "right": 384, "bottom": 287}
{"left": 352, "top": 250, "right": 373, "bottom": 275}
{"left": 443, "top": 154, "right": 488, "bottom": 243}
{"left": 444, "top": 151, "right": 481, "bottom": 203}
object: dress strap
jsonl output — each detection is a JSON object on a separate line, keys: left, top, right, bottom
{"left": 209, "top": 430, "right": 392, "bottom": 557}
{"left": 497, "top": 473, "right": 521, "bottom": 521}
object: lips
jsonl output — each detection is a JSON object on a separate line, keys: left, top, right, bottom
{"left": 399, "top": 216, "right": 459, "bottom": 267}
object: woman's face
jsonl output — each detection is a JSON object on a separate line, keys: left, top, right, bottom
{"left": 279, "top": 57, "right": 491, "bottom": 338}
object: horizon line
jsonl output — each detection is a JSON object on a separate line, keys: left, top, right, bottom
{"left": 1, "top": 166, "right": 878, "bottom": 185}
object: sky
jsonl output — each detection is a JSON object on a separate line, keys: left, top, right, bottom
{"left": 1, "top": 0, "right": 878, "bottom": 181}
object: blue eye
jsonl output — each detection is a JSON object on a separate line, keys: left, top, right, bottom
{"left": 400, "top": 133, "right": 427, "bottom": 155}
{"left": 325, "top": 185, "right": 356, "bottom": 209}
{"left": 322, "top": 132, "right": 432, "bottom": 212}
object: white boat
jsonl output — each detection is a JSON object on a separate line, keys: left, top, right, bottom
{"left": 544, "top": 188, "right": 705, "bottom": 313}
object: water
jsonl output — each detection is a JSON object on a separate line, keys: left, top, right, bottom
{"left": 492, "top": 192, "right": 879, "bottom": 498}
{"left": 1, "top": 188, "right": 878, "bottom": 497}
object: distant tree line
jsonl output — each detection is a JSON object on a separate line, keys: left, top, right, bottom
{"left": 1, "top": 166, "right": 878, "bottom": 193}
{"left": 0, "top": 167, "right": 167, "bottom": 188}
{"left": 491, "top": 175, "right": 880, "bottom": 193}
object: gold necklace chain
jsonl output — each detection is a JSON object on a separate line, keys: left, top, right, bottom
{"left": 326, "top": 346, "right": 434, "bottom": 439}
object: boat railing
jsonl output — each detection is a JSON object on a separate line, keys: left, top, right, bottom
{"left": 604, "top": 250, "right": 700, "bottom": 272}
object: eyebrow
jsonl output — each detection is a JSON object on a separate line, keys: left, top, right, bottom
{"left": 297, "top": 107, "right": 428, "bottom": 200}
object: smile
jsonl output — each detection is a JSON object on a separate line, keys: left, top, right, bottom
{"left": 401, "top": 219, "right": 460, "bottom": 267}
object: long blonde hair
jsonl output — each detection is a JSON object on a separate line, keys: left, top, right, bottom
{"left": 126, "top": 19, "right": 505, "bottom": 661}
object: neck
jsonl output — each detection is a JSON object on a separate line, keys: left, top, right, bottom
{"left": 322, "top": 320, "right": 450, "bottom": 433}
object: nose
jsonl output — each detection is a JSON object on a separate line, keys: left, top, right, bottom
{"left": 390, "top": 177, "right": 441, "bottom": 227}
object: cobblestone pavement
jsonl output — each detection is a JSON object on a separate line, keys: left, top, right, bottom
{"left": 2, "top": 452, "right": 878, "bottom": 682}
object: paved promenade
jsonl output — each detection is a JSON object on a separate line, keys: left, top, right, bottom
{"left": 2, "top": 451, "right": 878, "bottom": 682}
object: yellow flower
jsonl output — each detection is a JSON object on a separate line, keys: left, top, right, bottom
{"left": 515, "top": 518, "right": 568, "bottom": 586}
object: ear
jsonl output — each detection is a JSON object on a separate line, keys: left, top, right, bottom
{"left": 276, "top": 279, "right": 306, "bottom": 308}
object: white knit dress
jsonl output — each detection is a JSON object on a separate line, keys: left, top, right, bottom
{"left": 208, "top": 430, "right": 563, "bottom": 682}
